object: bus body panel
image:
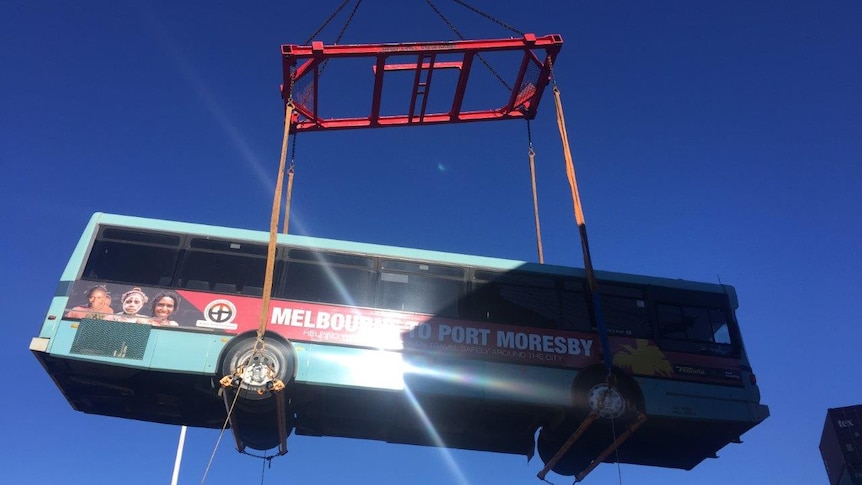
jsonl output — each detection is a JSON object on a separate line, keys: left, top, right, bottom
{"left": 31, "top": 213, "right": 769, "bottom": 472}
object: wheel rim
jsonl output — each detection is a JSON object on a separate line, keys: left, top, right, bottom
{"left": 237, "top": 351, "right": 279, "bottom": 392}
{"left": 587, "top": 383, "right": 625, "bottom": 419}
{"left": 225, "top": 339, "right": 293, "bottom": 398}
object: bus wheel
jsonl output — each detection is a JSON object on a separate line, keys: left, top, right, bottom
{"left": 536, "top": 366, "right": 646, "bottom": 476}
{"left": 221, "top": 334, "right": 295, "bottom": 402}
{"left": 536, "top": 426, "right": 594, "bottom": 477}
{"left": 572, "top": 365, "right": 645, "bottom": 419}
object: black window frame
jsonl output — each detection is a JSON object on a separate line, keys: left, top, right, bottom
{"left": 650, "top": 287, "right": 741, "bottom": 357}
{"left": 594, "top": 282, "right": 652, "bottom": 339}
{"left": 376, "top": 259, "right": 465, "bottom": 317}
{"left": 278, "top": 248, "right": 376, "bottom": 308}
{"left": 175, "top": 236, "right": 274, "bottom": 296}
{"left": 81, "top": 226, "right": 182, "bottom": 287}
{"left": 464, "top": 269, "right": 562, "bottom": 329}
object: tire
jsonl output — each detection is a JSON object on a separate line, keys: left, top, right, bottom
{"left": 536, "top": 428, "right": 594, "bottom": 477}
{"left": 229, "top": 406, "right": 283, "bottom": 450}
{"left": 537, "top": 365, "right": 645, "bottom": 476}
{"left": 220, "top": 334, "right": 295, "bottom": 402}
{"left": 572, "top": 365, "right": 645, "bottom": 419}
{"left": 220, "top": 334, "right": 295, "bottom": 450}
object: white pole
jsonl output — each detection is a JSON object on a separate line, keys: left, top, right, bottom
{"left": 171, "top": 425, "right": 188, "bottom": 485}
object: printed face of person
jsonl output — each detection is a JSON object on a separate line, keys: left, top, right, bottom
{"left": 122, "top": 294, "right": 145, "bottom": 315}
{"left": 154, "top": 297, "right": 175, "bottom": 319}
{"left": 88, "top": 290, "right": 107, "bottom": 309}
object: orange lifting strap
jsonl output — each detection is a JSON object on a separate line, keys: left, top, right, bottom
{"left": 257, "top": 103, "right": 295, "bottom": 346}
{"left": 533, "top": 62, "right": 645, "bottom": 484}
{"left": 526, "top": 121, "right": 544, "bottom": 264}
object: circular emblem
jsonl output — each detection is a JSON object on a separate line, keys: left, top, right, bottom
{"left": 204, "top": 299, "right": 236, "bottom": 324}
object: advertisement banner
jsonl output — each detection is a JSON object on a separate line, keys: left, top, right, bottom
{"left": 64, "top": 280, "right": 742, "bottom": 385}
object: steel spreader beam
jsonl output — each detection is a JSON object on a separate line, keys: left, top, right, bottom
{"left": 280, "top": 34, "right": 563, "bottom": 133}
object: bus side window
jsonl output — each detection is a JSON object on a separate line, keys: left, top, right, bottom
{"left": 176, "top": 238, "right": 269, "bottom": 295}
{"left": 377, "top": 260, "right": 463, "bottom": 317}
{"left": 82, "top": 229, "right": 181, "bottom": 286}
{"left": 684, "top": 307, "right": 714, "bottom": 342}
{"left": 657, "top": 304, "right": 686, "bottom": 339}
{"left": 561, "top": 279, "right": 590, "bottom": 331}
{"left": 710, "top": 309, "right": 731, "bottom": 344}
{"left": 281, "top": 250, "right": 375, "bottom": 307}
{"left": 467, "top": 271, "right": 559, "bottom": 328}
{"left": 658, "top": 304, "right": 732, "bottom": 344}
{"left": 597, "top": 284, "right": 651, "bottom": 338}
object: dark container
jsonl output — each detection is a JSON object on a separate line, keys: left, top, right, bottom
{"left": 821, "top": 405, "right": 862, "bottom": 485}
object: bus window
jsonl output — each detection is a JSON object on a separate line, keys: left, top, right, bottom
{"left": 467, "top": 270, "right": 559, "bottom": 328}
{"left": 381, "top": 260, "right": 463, "bottom": 278}
{"left": 189, "top": 237, "right": 268, "bottom": 256}
{"left": 597, "top": 284, "right": 651, "bottom": 338}
{"left": 82, "top": 229, "right": 180, "bottom": 286}
{"left": 288, "top": 249, "right": 374, "bottom": 269}
{"left": 176, "top": 238, "right": 269, "bottom": 294}
{"left": 657, "top": 304, "right": 686, "bottom": 339}
{"left": 657, "top": 303, "right": 736, "bottom": 357}
{"left": 102, "top": 228, "right": 181, "bottom": 247}
{"left": 378, "top": 260, "right": 463, "bottom": 317}
{"left": 561, "top": 279, "right": 591, "bottom": 331}
{"left": 710, "top": 309, "right": 731, "bottom": 344}
{"left": 281, "top": 250, "right": 375, "bottom": 307}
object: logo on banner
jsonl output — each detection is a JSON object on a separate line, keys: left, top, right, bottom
{"left": 196, "top": 299, "right": 238, "bottom": 330}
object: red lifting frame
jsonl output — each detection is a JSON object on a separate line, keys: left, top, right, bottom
{"left": 280, "top": 33, "right": 563, "bottom": 133}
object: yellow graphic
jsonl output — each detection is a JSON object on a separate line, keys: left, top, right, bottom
{"left": 613, "top": 339, "right": 673, "bottom": 377}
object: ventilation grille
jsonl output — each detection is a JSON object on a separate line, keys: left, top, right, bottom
{"left": 70, "top": 318, "right": 151, "bottom": 360}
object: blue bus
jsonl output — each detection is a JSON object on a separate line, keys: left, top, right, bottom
{"left": 31, "top": 213, "right": 768, "bottom": 476}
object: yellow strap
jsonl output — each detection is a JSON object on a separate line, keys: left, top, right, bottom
{"left": 554, "top": 86, "right": 585, "bottom": 227}
{"left": 553, "top": 85, "right": 598, "bottom": 292}
{"left": 282, "top": 164, "right": 295, "bottom": 235}
{"left": 528, "top": 146, "right": 544, "bottom": 264}
{"left": 257, "top": 103, "right": 294, "bottom": 344}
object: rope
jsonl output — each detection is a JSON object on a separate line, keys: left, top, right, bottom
{"left": 424, "top": 0, "right": 512, "bottom": 91}
{"left": 610, "top": 417, "right": 623, "bottom": 484}
{"left": 200, "top": 387, "right": 244, "bottom": 485}
{"left": 526, "top": 120, "right": 544, "bottom": 264}
{"left": 259, "top": 452, "right": 271, "bottom": 485}
{"left": 574, "top": 414, "right": 645, "bottom": 483}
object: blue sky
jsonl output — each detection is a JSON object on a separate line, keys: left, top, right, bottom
{"left": 2, "top": 1, "right": 860, "bottom": 484}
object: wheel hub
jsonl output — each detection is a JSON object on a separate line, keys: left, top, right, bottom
{"left": 588, "top": 383, "right": 625, "bottom": 418}
{"left": 236, "top": 351, "right": 279, "bottom": 394}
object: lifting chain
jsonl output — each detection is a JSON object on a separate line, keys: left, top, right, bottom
{"left": 305, "top": 0, "right": 363, "bottom": 78}
{"left": 450, "top": 0, "right": 523, "bottom": 35}
{"left": 424, "top": 0, "right": 512, "bottom": 91}
{"left": 303, "top": 0, "right": 352, "bottom": 45}
{"left": 283, "top": 65, "right": 299, "bottom": 234}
